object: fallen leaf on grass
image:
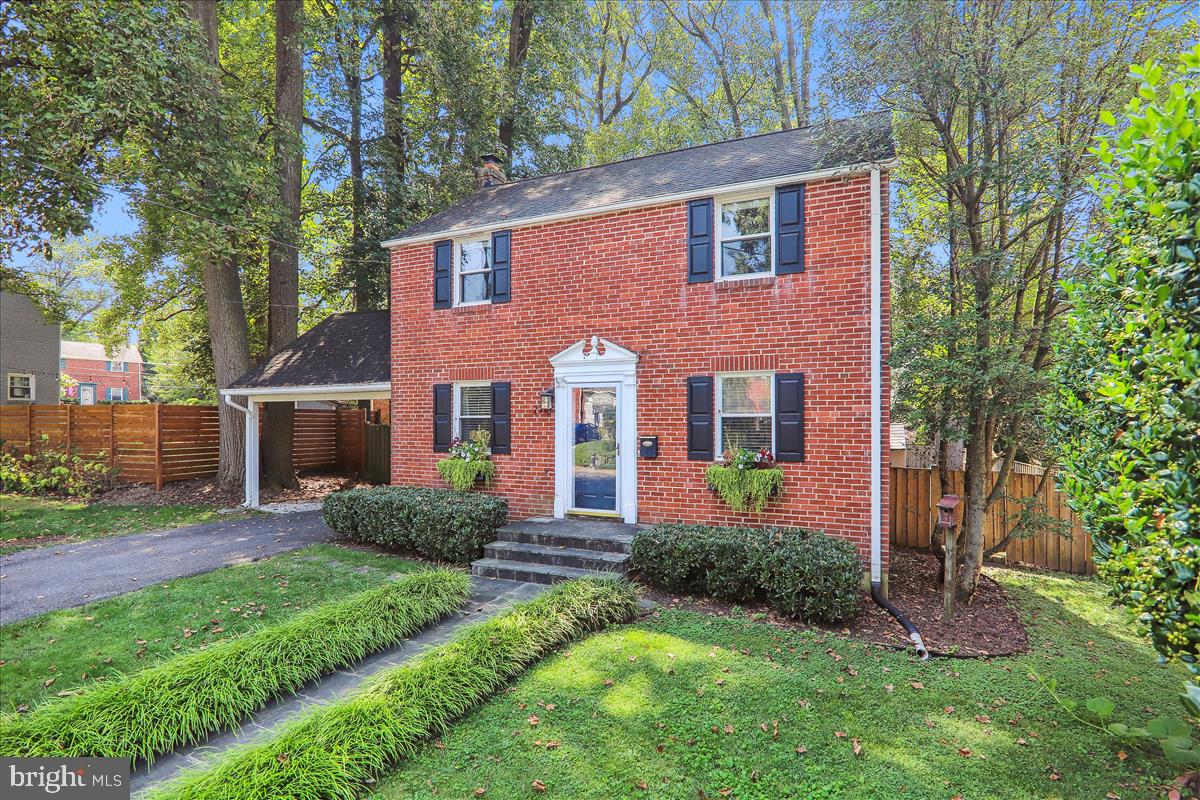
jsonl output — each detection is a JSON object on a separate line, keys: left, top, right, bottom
{"left": 635, "top": 780, "right": 648, "bottom": 790}
{"left": 723, "top": 725, "right": 734, "bottom": 734}
{"left": 957, "top": 748, "right": 972, "bottom": 757}
{"left": 795, "top": 745, "right": 807, "bottom": 755}
{"left": 910, "top": 681, "right": 925, "bottom": 690}
{"left": 474, "top": 789, "right": 486, "bottom": 797}
{"left": 603, "top": 679, "right": 614, "bottom": 687}
{"left": 527, "top": 715, "right": 540, "bottom": 726}
{"left": 43, "top": 678, "right": 54, "bottom": 688}
{"left": 532, "top": 779, "right": 547, "bottom": 792}
{"left": 545, "top": 741, "right": 560, "bottom": 750}
{"left": 834, "top": 731, "right": 847, "bottom": 739}
{"left": 276, "top": 752, "right": 289, "bottom": 764}
{"left": 852, "top": 738, "right": 862, "bottom": 757}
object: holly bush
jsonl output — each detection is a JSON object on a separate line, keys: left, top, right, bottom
{"left": 1053, "top": 46, "right": 1200, "bottom": 672}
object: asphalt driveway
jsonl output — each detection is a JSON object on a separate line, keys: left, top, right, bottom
{"left": 0, "top": 511, "right": 334, "bottom": 625}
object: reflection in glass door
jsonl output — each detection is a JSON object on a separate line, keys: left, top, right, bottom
{"left": 572, "top": 387, "right": 618, "bottom": 511}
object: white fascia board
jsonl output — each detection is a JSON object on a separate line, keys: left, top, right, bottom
{"left": 220, "top": 382, "right": 391, "bottom": 403}
{"left": 380, "top": 158, "right": 899, "bottom": 249}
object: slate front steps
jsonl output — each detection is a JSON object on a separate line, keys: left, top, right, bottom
{"left": 472, "top": 517, "right": 636, "bottom": 585}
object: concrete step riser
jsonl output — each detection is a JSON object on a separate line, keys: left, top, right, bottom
{"left": 495, "top": 529, "right": 632, "bottom": 554}
{"left": 483, "top": 545, "right": 628, "bottom": 572}
{"left": 472, "top": 564, "right": 577, "bottom": 585}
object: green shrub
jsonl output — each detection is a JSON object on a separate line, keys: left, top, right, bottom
{"left": 0, "top": 438, "right": 115, "bottom": 497}
{"left": 630, "top": 523, "right": 863, "bottom": 623}
{"left": 762, "top": 534, "right": 863, "bottom": 623}
{"left": 0, "top": 569, "right": 470, "bottom": 767}
{"left": 146, "top": 578, "right": 638, "bottom": 800}
{"left": 1051, "top": 47, "right": 1200, "bottom": 672}
{"left": 323, "top": 486, "right": 508, "bottom": 563}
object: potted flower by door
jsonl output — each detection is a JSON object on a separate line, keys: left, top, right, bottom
{"left": 437, "top": 429, "right": 496, "bottom": 491}
{"left": 705, "top": 447, "right": 783, "bottom": 512}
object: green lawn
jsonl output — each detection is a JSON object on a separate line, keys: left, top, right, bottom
{"left": 370, "top": 568, "right": 1187, "bottom": 800}
{"left": 0, "top": 494, "right": 230, "bottom": 555}
{"left": 0, "top": 544, "right": 420, "bottom": 712}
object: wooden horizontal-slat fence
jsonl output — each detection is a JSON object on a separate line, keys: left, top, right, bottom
{"left": 891, "top": 466, "right": 1095, "bottom": 575}
{"left": 0, "top": 404, "right": 367, "bottom": 489}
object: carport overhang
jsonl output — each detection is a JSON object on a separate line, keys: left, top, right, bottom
{"left": 220, "top": 382, "right": 390, "bottom": 509}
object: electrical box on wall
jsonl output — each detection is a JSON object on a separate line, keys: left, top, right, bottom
{"left": 639, "top": 436, "right": 658, "bottom": 459}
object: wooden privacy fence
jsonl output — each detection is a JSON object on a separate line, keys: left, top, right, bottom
{"left": 890, "top": 466, "right": 1095, "bottom": 575}
{"left": 0, "top": 404, "right": 367, "bottom": 489}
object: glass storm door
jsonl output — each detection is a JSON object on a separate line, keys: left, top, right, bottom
{"left": 571, "top": 386, "right": 618, "bottom": 512}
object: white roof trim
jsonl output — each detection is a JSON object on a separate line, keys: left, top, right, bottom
{"left": 550, "top": 336, "right": 639, "bottom": 368}
{"left": 381, "top": 158, "right": 898, "bottom": 249}
{"left": 220, "top": 382, "right": 390, "bottom": 403}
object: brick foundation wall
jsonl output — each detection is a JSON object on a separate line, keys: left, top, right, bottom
{"left": 389, "top": 172, "right": 890, "bottom": 570}
{"left": 61, "top": 359, "right": 142, "bottom": 402}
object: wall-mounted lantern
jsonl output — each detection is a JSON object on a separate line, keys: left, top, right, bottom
{"left": 539, "top": 388, "right": 555, "bottom": 412}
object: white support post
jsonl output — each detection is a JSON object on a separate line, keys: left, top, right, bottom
{"left": 244, "top": 400, "right": 260, "bottom": 508}
{"left": 869, "top": 166, "right": 883, "bottom": 585}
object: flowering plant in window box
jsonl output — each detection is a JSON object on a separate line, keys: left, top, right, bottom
{"left": 705, "top": 447, "right": 783, "bottom": 512}
{"left": 437, "top": 429, "right": 496, "bottom": 491}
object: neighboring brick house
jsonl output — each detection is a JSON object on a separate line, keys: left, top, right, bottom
{"left": 0, "top": 290, "right": 60, "bottom": 406}
{"left": 60, "top": 340, "right": 143, "bottom": 404}
{"left": 384, "top": 113, "right": 894, "bottom": 585}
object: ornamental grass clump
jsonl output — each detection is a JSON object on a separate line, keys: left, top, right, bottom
{"left": 705, "top": 447, "right": 784, "bottom": 512}
{"left": 436, "top": 429, "right": 496, "bottom": 491}
{"left": 0, "top": 569, "right": 470, "bottom": 767}
{"left": 145, "top": 578, "right": 638, "bottom": 800}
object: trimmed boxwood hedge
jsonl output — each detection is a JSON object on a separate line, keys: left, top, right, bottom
{"left": 0, "top": 569, "right": 470, "bottom": 767}
{"left": 630, "top": 523, "right": 863, "bottom": 623}
{"left": 146, "top": 578, "right": 639, "bottom": 800}
{"left": 323, "top": 486, "right": 508, "bottom": 563}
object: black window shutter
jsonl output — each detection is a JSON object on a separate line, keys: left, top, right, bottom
{"left": 490, "top": 230, "right": 511, "bottom": 304}
{"left": 433, "top": 240, "right": 452, "bottom": 308}
{"left": 686, "top": 376, "right": 714, "bottom": 460}
{"left": 775, "top": 373, "right": 805, "bottom": 462}
{"left": 687, "top": 198, "right": 714, "bottom": 283}
{"left": 433, "top": 384, "right": 452, "bottom": 451}
{"left": 775, "top": 184, "right": 805, "bottom": 274}
{"left": 490, "top": 381, "right": 511, "bottom": 454}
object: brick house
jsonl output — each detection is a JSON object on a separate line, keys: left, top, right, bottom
{"left": 60, "top": 340, "right": 143, "bottom": 404}
{"left": 384, "top": 113, "right": 894, "bottom": 586}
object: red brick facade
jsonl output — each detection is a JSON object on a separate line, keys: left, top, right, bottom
{"left": 61, "top": 358, "right": 142, "bottom": 403}
{"left": 388, "top": 172, "right": 890, "bottom": 569}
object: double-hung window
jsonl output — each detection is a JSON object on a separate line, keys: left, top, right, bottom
{"left": 106, "top": 387, "right": 127, "bottom": 402}
{"left": 6, "top": 373, "right": 33, "bottom": 401}
{"left": 717, "top": 194, "right": 773, "bottom": 278}
{"left": 455, "top": 383, "right": 492, "bottom": 440}
{"left": 106, "top": 361, "right": 127, "bottom": 372}
{"left": 456, "top": 239, "right": 492, "bottom": 305}
{"left": 715, "top": 373, "right": 773, "bottom": 454}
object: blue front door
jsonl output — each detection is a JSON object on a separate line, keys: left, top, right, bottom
{"left": 571, "top": 387, "right": 617, "bottom": 511}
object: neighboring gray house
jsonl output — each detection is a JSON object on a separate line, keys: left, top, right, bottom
{"left": 0, "top": 290, "right": 61, "bottom": 405}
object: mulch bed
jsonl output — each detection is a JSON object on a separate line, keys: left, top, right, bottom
{"left": 94, "top": 471, "right": 370, "bottom": 508}
{"left": 638, "top": 548, "right": 1028, "bottom": 658}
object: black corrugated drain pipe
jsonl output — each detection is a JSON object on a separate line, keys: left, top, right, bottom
{"left": 871, "top": 582, "right": 929, "bottom": 661}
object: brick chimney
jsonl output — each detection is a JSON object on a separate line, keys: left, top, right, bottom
{"left": 474, "top": 154, "right": 506, "bottom": 190}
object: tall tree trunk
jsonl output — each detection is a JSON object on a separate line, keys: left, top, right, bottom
{"left": 381, "top": 0, "right": 410, "bottom": 197}
{"left": 758, "top": 0, "right": 792, "bottom": 130}
{"left": 188, "top": 0, "right": 252, "bottom": 492}
{"left": 264, "top": 0, "right": 302, "bottom": 490}
{"left": 782, "top": 2, "right": 804, "bottom": 126}
{"left": 349, "top": 67, "right": 367, "bottom": 309}
{"left": 797, "top": 1, "right": 816, "bottom": 127}
{"left": 499, "top": 0, "right": 533, "bottom": 160}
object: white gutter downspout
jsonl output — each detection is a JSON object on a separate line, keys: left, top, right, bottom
{"left": 869, "top": 166, "right": 883, "bottom": 587}
{"left": 222, "top": 392, "right": 259, "bottom": 509}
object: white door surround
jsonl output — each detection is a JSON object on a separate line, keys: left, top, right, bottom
{"left": 550, "top": 336, "right": 638, "bottom": 524}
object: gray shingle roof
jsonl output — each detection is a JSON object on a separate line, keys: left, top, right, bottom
{"left": 388, "top": 112, "right": 893, "bottom": 243}
{"left": 229, "top": 311, "right": 390, "bottom": 389}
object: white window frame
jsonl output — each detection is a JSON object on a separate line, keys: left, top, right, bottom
{"left": 453, "top": 381, "right": 492, "bottom": 444}
{"left": 108, "top": 387, "right": 128, "bottom": 402}
{"left": 714, "top": 190, "right": 774, "bottom": 282}
{"left": 107, "top": 360, "right": 128, "bottom": 372}
{"left": 6, "top": 372, "right": 34, "bottom": 402}
{"left": 715, "top": 371, "right": 775, "bottom": 456}
{"left": 453, "top": 237, "right": 493, "bottom": 307}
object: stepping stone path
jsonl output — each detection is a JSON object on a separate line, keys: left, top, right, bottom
{"left": 130, "top": 576, "right": 542, "bottom": 797}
